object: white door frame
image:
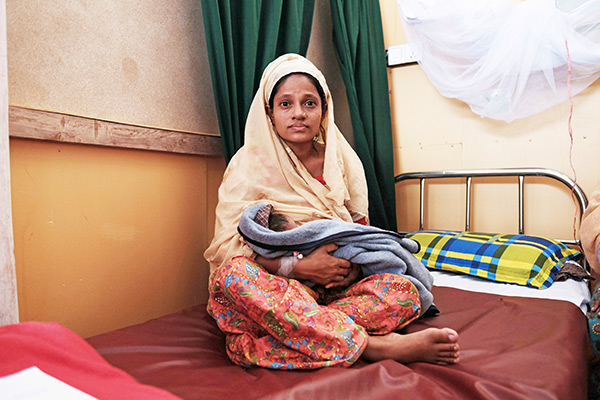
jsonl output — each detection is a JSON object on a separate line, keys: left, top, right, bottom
{"left": 0, "top": 0, "right": 18, "bottom": 326}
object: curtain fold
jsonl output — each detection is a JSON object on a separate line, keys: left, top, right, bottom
{"left": 330, "top": 0, "right": 397, "bottom": 230}
{"left": 202, "top": 0, "right": 315, "bottom": 162}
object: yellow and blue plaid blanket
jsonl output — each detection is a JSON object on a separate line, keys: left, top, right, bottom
{"left": 406, "top": 230, "right": 581, "bottom": 289}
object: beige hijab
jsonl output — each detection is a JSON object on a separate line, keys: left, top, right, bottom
{"left": 204, "top": 53, "right": 369, "bottom": 274}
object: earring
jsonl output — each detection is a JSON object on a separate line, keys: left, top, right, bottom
{"left": 314, "top": 126, "right": 325, "bottom": 143}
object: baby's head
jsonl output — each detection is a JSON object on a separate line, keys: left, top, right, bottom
{"left": 269, "top": 213, "right": 298, "bottom": 232}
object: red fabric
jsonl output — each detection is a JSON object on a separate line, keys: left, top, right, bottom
{"left": 87, "top": 286, "right": 592, "bottom": 400}
{"left": 314, "top": 175, "right": 327, "bottom": 186}
{"left": 354, "top": 216, "right": 367, "bottom": 225}
{"left": 0, "top": 321, "right": 180, "bottom": 399}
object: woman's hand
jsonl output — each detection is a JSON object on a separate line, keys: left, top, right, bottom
{"left": 325, "top": 263, "right": 360, "bottom": 289}
{"left": 293, "top": 243, "right": 353, "bottom": 287}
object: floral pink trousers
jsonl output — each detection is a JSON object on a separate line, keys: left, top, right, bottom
{"left": 208, "top": 256, "right": 421, "bottom": 369}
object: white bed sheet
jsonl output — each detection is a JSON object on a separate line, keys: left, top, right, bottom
{"left": 430, "top": 270, "right": 591, "bottom": 314}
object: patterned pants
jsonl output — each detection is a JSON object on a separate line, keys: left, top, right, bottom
{"left": 208, "top": 256, "right": 421, "bottom": 369}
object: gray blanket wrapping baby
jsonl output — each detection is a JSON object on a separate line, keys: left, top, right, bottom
{"left": 238, "top": 203, "right": 435, "bottom": 317}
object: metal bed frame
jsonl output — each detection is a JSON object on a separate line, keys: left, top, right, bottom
{"left": 395, "top": 167, "right": 589, "bottom": 249}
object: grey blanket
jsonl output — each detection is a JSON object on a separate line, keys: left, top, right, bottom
{"left": 238, "top": 203, "right": 435, "bottom": 316}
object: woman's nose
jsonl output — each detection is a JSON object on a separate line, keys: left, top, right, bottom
{"left": 292, "top": 105, "right": 305, "bottom": 119}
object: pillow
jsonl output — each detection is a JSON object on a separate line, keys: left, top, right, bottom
{"left": 405, "top": 230, "right": 582, "bottom": 289}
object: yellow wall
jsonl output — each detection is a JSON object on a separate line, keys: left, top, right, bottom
{"left": 380, "top": 0, "right": 600, "bottom": 238}
{"left": 10, "top": 138, "right": 225, "bottom": 337}
{"left": 6, "top": 0, "right": 229, "bottom": 337}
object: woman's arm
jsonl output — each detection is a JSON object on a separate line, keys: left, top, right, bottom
{"left": 256, "top": 243, "right": 354, "bottom": 287}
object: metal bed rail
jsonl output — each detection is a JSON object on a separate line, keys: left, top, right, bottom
{"left": 394, "top": 168, "right": 589, "bottom": 247}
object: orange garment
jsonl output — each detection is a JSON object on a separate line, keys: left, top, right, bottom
{"left": 209, "top": 257, "right": 421, "bottom": 369}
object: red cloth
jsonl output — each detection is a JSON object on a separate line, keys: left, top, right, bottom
{"left": 313, "top": 175, "right": 327, "bottom": 186}
{"left": 354, "top": 216, "right": 368, "bottom": 225}
{"left": 0, "top": 321, "right": 180, "bottom": 399}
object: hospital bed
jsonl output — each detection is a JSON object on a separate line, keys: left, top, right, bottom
{"left": 0, "top": 168, "right": 592, "bottom": 399}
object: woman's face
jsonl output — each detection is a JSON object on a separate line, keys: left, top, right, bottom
{"left": 268, "top": 74, "right": 324, "bottom": 147}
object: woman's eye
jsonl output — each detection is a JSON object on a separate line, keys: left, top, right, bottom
{"left": 305, "top": 100, "right": 317, "bottom": 107}
{"left": 280, "top": 101, "right": 290, "bottom": 107}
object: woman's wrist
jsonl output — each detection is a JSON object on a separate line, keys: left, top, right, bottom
{"left": 277, "top": 257, "right": 296, "bottom": 277}
{"left": 277, "top": 252, "right": 304, "bottom": 278}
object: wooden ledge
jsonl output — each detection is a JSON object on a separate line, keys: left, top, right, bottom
{"left": 8, "top": 106, "right": 223, "bottom": 157}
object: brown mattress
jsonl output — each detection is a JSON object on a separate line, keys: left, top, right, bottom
{"left": 86, "top": 286, "right": 592, "bottom": 400}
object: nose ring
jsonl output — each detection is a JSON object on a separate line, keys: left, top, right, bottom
{"left": 303, "top": 112, "right": 307, "bottom": 118}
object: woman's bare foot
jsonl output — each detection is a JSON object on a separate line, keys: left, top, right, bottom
{"left": 362, "top": 328, "right": 460, "bottom": 365}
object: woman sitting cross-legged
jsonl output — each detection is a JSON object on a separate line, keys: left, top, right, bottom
{"left": 204, "top": 53, "right": 459, "bottom": 369}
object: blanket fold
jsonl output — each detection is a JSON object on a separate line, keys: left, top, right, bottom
{"left": 238, "top": 203, "right": 435, "bottom": 316}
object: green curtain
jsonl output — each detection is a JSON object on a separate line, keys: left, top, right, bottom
{"left": 330, "top": 0, "right": 397, "bottom": 231}
{"left": 202, "top": 0, "right": 315, "bottom": 162}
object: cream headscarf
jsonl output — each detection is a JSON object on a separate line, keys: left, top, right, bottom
{"left": 204, "top": 54, "right": 369, "bottom": 274}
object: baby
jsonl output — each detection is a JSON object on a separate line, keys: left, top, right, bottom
{"left": 263, "top": 208, "right": 439, "bottom": 317}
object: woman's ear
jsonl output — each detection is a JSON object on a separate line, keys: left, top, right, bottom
{"left": 265, "top": 105, "right": 273, "bottom": 121}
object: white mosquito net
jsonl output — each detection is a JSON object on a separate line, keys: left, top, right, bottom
{"left": 396, "top": 0, "right": 600, "bottom": 122}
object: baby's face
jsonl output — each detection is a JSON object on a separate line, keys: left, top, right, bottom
{"left": 282, "top": 215, "right": 298, "bottom": 230}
